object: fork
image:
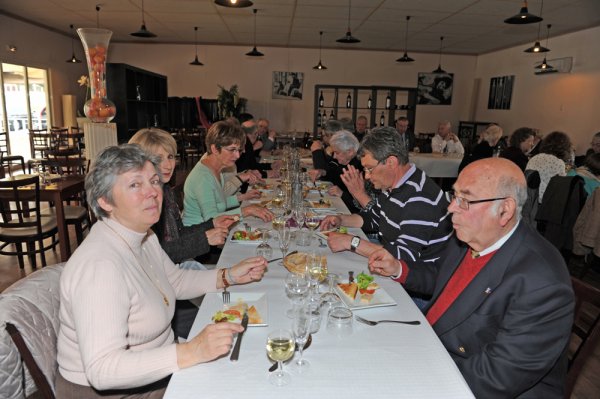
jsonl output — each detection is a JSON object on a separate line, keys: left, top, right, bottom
{"left": 222, "top": 286, "right": 230, "bottom": 304}
{"left": 355, "top": 315, "right": 420, "bottom": 326}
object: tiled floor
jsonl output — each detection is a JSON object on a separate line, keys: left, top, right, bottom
{"left": 1, "top": 228, "right": 599, "bottom": 398}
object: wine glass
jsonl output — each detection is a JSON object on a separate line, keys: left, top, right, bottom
{"left": 293, "top": 206, "right": 306, "bottom": 230}
{"left": 266, "top": 329, "right": 295, "bottom": 386}
{"left": 292, "top": 309, "right": 311, "bottom": 372}
{"left": 305, "top": 213, "right": 321, "bottom": 243}
{"left": 271, "top": 208, "right": 286, "bottom": 237}
{"left": 285, "top": 272, "right": 309, "bottom": 318}
{"left": 320, "top": 273, "right": 340, "bottom": 305}
{"left": 272, "top": 186, "right": 285, "bottom": 208}
{"left": 255, "top": 228, "right": 273, "bottom": 259}
{"left": 277, "top": 226, "right": 292, "bottom": 266}
{"left": 307, "top": 252, "right": 324, "bottom": 302}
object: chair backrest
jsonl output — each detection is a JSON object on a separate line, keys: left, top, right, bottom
{"left": 522, "top": 169, "right": 540, "bottom": 227}
{"left": 566, "top": 277, "right": 600, "bottom": 397}
{"left": 0, "top": 175, "right": 43, "bottom": 228}
{"left": 29, "top": 129, "right": 51, "bottom": 159}
{"left": 0, "top": 263, "right": 64, "bottom": 398}
{"left": 0, "top": 130, "right": 10, "bottom": 158}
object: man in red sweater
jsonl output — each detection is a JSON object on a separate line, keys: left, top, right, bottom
{"left": 368, "top": 158, "right": 574, "bottom": 398}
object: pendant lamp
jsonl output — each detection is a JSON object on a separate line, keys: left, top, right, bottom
{"left": 246, "top": 9, "right": 264, "bottom": 56}
{"left": 432, "top": 36, "right": 446, "bottom": 74}
{"left": 524, "top": 0, "right": 548, "bottom": 52}
{"left": 504, "top": 1, "right": 543, "bottom": 24}
{"left": 396, "top": 16, "right": 414, "bottom": 63}
{"left": 535, "top": 25, "right": 556, "bottom": 72}
{"left": 337, "top": 0, "right": 360, "bottom": 43}
{"left": 66, "top": 24, "right": 82, "bottom": 63}
{"left": 313, "top": 31, "right": 327, "bottom": 70}
{"left": 215, "top": 0, "right": 253, "bottom": 8}
{"left": 131, "top": 0, "right": 157, "bottom": 38}
{"left": 190, "top": 27, "right": 204, "bottom": 66}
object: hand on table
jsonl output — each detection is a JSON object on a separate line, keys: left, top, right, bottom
{"left": 368, "top": 248, "right": 401, "bottom": 277}
{"left": 229, "top": 256, "right": 268, "bottom": 284}
{"left": 307, "top": 168, "right": 323, "bottom": 182}
{"left": 327, "top": 185, "right": 343, "bottom": 197}
{"left": 212, "top": 214, "right": 238, "bottom": 230}
{"left": 238, "top": 189, "right": 261, "bottom": 201}
{"left": 242, "top": 204, "right": 274, "bottom": 222}
{"left": 238, "top": 170, "right": 262, "bottom": 185}
{"left": 320, "top": 215, "right": 342, "bottom": 231}
{"left": 327, "top": 231, "right": 352, "bottom": 252}
{"left": 205, "top": 227, "right": 229, "bottom": 246}
{"left": 181, "top": 322, "right": 243, "bottom": 366}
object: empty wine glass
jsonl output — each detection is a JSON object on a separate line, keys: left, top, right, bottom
{"left": 255, "top": 228, "right": 273, "bottom": 259}
{"left": 266, "top": 329, "right": 295, "bottom": 386}
{"left": 278, "top": 226, "right": 292, "bottom": 266}
{"left": 285, "top": 272, "right": 309, "bottom": 318}
{"left": 292, "top": 309, "right": 312, "bottom": 372}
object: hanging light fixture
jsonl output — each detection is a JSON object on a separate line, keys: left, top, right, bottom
{"left": 337, "top": 0, "right": 360, "bottom": 43}
{"left": 535, "top": 24, "right": 556, "bottom": 72}
{"left": 95, "top": 5, "right": 101, "bottom": 28}
{"left": 396, "top": 16, "right": 414, "bottom": 63}
{"left": 131, "top": 0, "right": 156, "bottom": 37}
{"left": 313, "top": 31, "right": 327, "bottom": 70}
{"left": 524, "top": 0, "right": 548, "bottom": 52}
{"left": 432, "top": 36, "right": 446, "bottom": 73}
{"left": 504, "top": 1, "right": 543, "bottom": 24}
{"left": 66, "top": 24, "right": 82, "bottom": 63}
{"left": 246, "top": 8, "right": 264, "bottom": 56}
{"left": 215, "top": 0, "right": 253, "bottom": 8}
{"left": 189, "top": 27, "right": 204, "bottom": 66}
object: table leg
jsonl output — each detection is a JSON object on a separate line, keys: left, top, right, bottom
{"left": 51, "top": 193, "right": 72, "bottom": 262}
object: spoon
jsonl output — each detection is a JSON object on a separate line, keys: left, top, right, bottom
{"left": 268, "top": 334, "right": 312, "bottom": 372}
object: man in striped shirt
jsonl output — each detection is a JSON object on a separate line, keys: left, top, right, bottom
{"left": 321, "top": 127, "right": 453, "bottom": 304}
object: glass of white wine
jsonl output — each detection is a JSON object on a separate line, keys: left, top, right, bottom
{"left": 266, "top": 329, "right": 295, "bottom": 386}
{"left": 307, "top": 253, "right": 325, "bottom": 302}
{"left": 305, "top": 213, "right": 321, "bottom": 243}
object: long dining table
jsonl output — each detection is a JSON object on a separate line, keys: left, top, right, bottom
{"left": 165, "top": 187, "right": 473, "bottom": 398}
{"left": 409, "top": 152, "right": 463, "bottom": 178}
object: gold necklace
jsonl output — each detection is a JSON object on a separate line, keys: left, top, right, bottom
{"left": 104, "top": 221, "right": 170, "bottom": 306}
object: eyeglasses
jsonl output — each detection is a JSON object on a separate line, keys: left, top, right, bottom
{"left": 364, "top": 160, "right": 384, "bottom": 174}
{"left": 445, "top": 191, "right": 508, "bottom": 211}
{"left": 222, "top": 147, "right": 241, "bottom": 153}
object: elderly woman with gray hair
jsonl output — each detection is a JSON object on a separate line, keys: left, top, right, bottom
{"left": 56, "top": 144, "right": 267, "bottom": 398}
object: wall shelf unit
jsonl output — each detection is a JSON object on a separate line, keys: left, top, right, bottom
{"left": 107, "top": 63, "right": 168, "bottom": 143}
{"left": 313, "top": 85, "right": 417, "bottom": 134}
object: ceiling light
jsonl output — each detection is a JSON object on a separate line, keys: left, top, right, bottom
{"left": 396, "top": 16, "right": 414, "bottom": 63}
{"left": 7, "top": 45, "right": 17, "bottom": 53}
{"left": 66, "top": 24, "right": 82, "bottom": 63}
{"left": 215, "top": 0, "right": 253, "bottom": 8}
{"left": 337, "top": 0, "right": 360, "bottom": 43}
{"left": 523, "top": 0, "right": 548, "bottom": 53}
{"left": 432, "top": 36, "right": 446, "bottom": 73}
{"left": 313, "top": 31, "right": 327, "bottom": 70}
{"left": 246, "top": 9, "right": 264, "bottom": 57}
{"left": 504, "top": 1, "right": 543, "bottom": 24}
{"left": 535, "top": 25, "right": 555, "bottom": 71}
{"left": 131, "top": 0, "right": 157, "bottom": 38}
{"left": 190, "top": 27, "right": 204, "bottom": 66}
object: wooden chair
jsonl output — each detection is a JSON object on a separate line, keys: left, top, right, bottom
{"left": 566, "top": 277, "right": 600, "bottom": 397}
{"left": 0, "top": 175, "right": 59, "bottom": 268}
{"left": 28, "top": 128, "right": 52, "bottom": 173}
{"left": 0, "top": 131, "right": 26, "bottom": 176}
{"left": 0, "top": 263, "right": 64, "bottom": 398}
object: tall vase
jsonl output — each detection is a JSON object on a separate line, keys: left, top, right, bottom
{"left": 77, "top": 28, "right": 116, "bottom": 123}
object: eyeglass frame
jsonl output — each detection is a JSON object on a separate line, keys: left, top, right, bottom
{"left": 445, "top": 191, "right": 508, "bottom": 211}
{"left": 363, "top": 157, "right": 388, "bottom": 174}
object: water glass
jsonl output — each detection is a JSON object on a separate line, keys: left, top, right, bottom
{"left": 308, "top": 305, "right": 322, "bottom": 334}
{"left": 326, "top": 306, "right": 353, "bottom": 337}
{"left": 285, "top": 272, "right": 309, "bottom": 318}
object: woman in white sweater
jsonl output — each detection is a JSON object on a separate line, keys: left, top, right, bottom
{"left": 56, "top": 144, "right": 267, "bottom": 398}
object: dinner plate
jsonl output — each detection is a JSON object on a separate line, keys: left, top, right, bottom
{"left": 229, "top": 230, "right": 263, "bottom": 245}
{"left": 205, "top": 292, "right": 268, "bottom": 327}
{"left": 334, "top": 284, "right": 397, "bottom": 310}
{"left": 308, "top": 200, "right": 335, "bottom": 210}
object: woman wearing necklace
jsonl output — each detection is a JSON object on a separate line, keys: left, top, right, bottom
{"left": 56, "top": 145, "right": 267, "bottom": 398}
{"left": 182, "top": 120, "right": 273, "bottom": 226}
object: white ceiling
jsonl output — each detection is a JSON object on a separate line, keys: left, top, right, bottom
{"left": 1, "top": 0, "right": 599, "bottom": 55}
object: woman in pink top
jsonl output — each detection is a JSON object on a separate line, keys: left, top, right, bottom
{"left": 56, "top": 144, "right": 267, "bottom": 398}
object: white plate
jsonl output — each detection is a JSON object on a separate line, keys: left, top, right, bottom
{"left": 204, "top": 292, "right": 268, "bottom": 327}
{"left": 230, "top": 237, "right": 263, "bottom": 245}
{"left": 308, "top": 200, "right": 336, "bottom": 210}
{"left": 334, "top": 284, "right": 397, "bottom": 310}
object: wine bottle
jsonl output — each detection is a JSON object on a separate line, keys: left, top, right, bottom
{"left": 346, "top": 92, "right": 352, "bottom": 108}
{"left": 322, "top": 110, "right": 327, "bottom": 126}
{"left": 367, "top": 96, "right": 372, "bottom": 109}
{"left": 385, "top": 92, "right": 391, "bottom": 109}
{"left": 380, "top": 112, "right": 385, "bottom": 126}
{"left": 329, "top": 110, "right": 335, "bottom": 120}
{"left": 318, "top": 91, "right": 324, "bottom": 107}
{"left": 317, "top": 111, "right": 321, "bottom": 127}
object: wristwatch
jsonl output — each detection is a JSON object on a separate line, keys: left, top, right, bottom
{"left": 350, "top": 236, "right": 361, "bottom": 252}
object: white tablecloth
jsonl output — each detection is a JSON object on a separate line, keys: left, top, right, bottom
{"left": 410, "top": 153, "right": 463, "bottom": 178}
{"left": 165, "top": 193, "right": 473, "bottom": 399}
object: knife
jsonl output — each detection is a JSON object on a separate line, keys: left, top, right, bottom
{"left": 230, "top": 311, "right": 249, "bottom": 362}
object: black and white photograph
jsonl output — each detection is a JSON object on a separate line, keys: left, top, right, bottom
{"left": 272, "top": 71, "right": 304, "bottom": 100}
{"left": 488, "top": 75, "right": 514, "bottom": 110}
{"left": 417, "top": 72, "right": 453, "bottom": 105}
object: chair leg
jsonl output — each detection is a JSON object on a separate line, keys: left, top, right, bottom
{"left": 38, "top": 238, "right": 47, "bottom": 267}
{"left": 26, "top": 241, "right": 37, "bottom": 268}
{"left": 74, "top": 222, "right": 84, "bottom": 244}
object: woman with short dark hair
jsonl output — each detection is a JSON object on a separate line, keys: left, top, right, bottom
{"left": 500, "top": 127, "right": 536, "bottom": 171}
{"left": 526, "top": 131, "right": 572, "bottom": 200}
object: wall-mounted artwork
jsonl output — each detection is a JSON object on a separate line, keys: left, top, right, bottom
{"left": 488, "top": 75, "right": 514, "bottom": 110}
{"left": 417, "top": 72, "right": 453, "bottom": 105}
{"left": 272, "top": 71, "right": 304, "bottom": 100}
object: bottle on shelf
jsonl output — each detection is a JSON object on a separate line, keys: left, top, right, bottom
{"left": 367, "top": 96, "right": 372, "bottom": 109}
{"left": 380, "top": 112, "right": 385, "bottom": 126}
{"left": 346, "top": 92, "right": 352, "bottom": 108}
{"left": 322, "top": 110, "right": 328, "bottom": 126}
{"left": 318, "top": 91, "right": 324, "bottom": 107}
{"left": 385, "top": 92, "right": 391, "bottom": 110}
{"left": 317, "top": 111, "right": 321, "bottom": 127}
{"left": 329, "top": 110, "right": 335, "bottom": 120}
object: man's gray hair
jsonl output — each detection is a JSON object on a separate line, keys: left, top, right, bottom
{"left": 85, "top": 144, "right": 161, "bottom": 219}
{"left": 339, "top": 117, "right": 355, "bottom": 133}
{"left": 323, "top": 119, "right": 343, "bottom": 136}
{"left": 494, "top": 174, "right": 528, "bottom": 221}
{"left": 358, "top": 126, "right": 409, "bottom": 165}
{"left": 330, "top": 130, "right": 359, "bottom": 154}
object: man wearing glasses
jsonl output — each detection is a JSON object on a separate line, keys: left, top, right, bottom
{"left": 321, "top": 127, "right": 453, "bottom": 308}
{"left": 368, "top": 157, "right": 574, "bottom": 398}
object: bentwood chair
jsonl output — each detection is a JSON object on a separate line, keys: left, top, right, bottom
{"left": 0, "top": 175, "right": 59, "bottom": 268}
{"left": 0, "top": 263, "right": 64, "bottom": 398}
{"left": 0, "top": 131, "right": 26, "bottom": 176}
{"left": 566, "top": 277, "right": 600, "bottom": 398}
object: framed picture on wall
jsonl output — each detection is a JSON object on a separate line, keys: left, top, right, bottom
{"left": 488, "top": 75, "right": 514, "bottom": 110}
{"left": 417, "top": 72, "right": 453, "bottom": 105}
{"left": 272, "top": 71, "right": 304, "bottom": 100}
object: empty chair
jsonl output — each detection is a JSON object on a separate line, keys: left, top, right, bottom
{"left": 566, "top": 277, "right": 600, "bottom": 398}
{"left": 28, "top": 129, "right": 52, "bottom": 173}
{"left": 0, "top": 263, "right": 64, "bottom": 398}
{"left": 0, "top": 175, "right": 59, "bottom": 268}
{"left": 0, "top": 131, "right": 26, "bottom": 176}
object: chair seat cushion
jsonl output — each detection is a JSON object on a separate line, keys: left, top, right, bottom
{"left": 0, "top": 216, "right": 58, "bottom": 239}
{"left": 42, "top": 206, "right": 87, "bottom": 221}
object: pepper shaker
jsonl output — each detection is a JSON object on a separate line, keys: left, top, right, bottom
{"left": 348, "top": 271, "right": 354, "bottom": 283}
